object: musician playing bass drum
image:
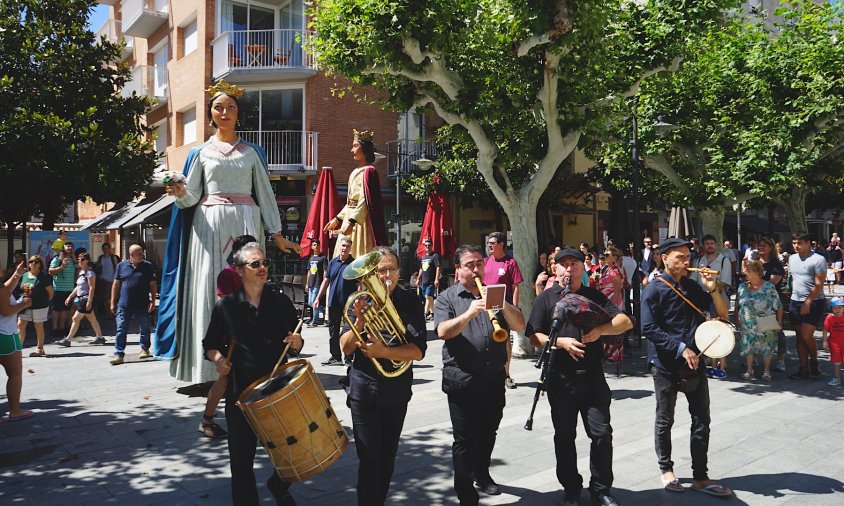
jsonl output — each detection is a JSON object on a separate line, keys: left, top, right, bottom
{"left": 340, "top": 246, "right": 427, "bottom": 506}
{"left": 526, "top": 248, "right": 631, "bottom": 506}
{"left": 434, "top": 244, "right": 525, "bottom": 505}
{"left": 202, "top": 243, "right": 303, "bottom": 505}
{"left": 640, "top": 237, "right": 731, "bottom": 497}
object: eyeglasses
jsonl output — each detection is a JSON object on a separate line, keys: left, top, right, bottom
{"left": 242, "top": 259, "right": 271, "bottom": 269}
{"left": 487, "top": 241, "right": 498, "bottom": 245}
{"left": 462, "top": 261, "right": 484, "bottom": 269}
{"left": 376, "top": 266, "right": 399, "bottom": 275}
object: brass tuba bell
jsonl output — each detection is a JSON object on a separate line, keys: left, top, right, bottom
{"left": 342, "top": 251, "right": 412, "bottom": 378}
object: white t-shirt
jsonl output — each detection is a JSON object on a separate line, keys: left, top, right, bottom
{"left": 621, "top": 256, "right": 638, "bottom": 285}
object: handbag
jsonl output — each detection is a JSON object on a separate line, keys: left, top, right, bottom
{"left": 677, "top": 362, "right": 700, "bottom": 393}
{"left": 756, "top": 313, "right": 781, "bottom": 333}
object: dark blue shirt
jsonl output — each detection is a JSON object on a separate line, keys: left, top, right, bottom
{"left": 326, "top": 255, "right": 356, "bottom": 308}
{"left": 641, "top": 272, "right": 713, "bottom": 373}
{"left": 115, "top": 260, "right": 156, "bottom": 310}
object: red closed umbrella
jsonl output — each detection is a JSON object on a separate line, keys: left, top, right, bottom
{"left": 416, "top": 190, "right": 456, "bottom": 259}
{"left": 299, "top": 167, "right": 341, "bottom": 258}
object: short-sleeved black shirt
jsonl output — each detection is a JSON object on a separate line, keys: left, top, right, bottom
{"left": 641, "top": 273, "right": 713, "bottom": 373}
{"left": 434, "top": 283, "right": 509, "bottom": 393}
{"left": 342, "top": 286, "right": 427, "bottom": 407}
{"left": 203, "top": 286, "right": 299, "bottom": 396}
{"left": 307, "top": 255, "right": 327, "bottom": 289}
{"left": 419, "top": 253, "right": 441, "bottom": 285}
{"left": 526, "top": 284, "right": 619, "bottom": 374}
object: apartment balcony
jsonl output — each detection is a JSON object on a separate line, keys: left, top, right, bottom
{"left": 237, "top": 130, "right": 318, "bottom": 175}
{"left": 121, "top": 65, "right": 168, "bottom": 107}
{"left": 212, "top": 29, "right": 317, "bottom": 83}
{"left": 94, "top": 19, "right": 133, "bottom": 60}
{"left": 122, "top": 0, "right": 169, "bottom": 39}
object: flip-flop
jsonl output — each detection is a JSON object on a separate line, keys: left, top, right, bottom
{"left": 661, "top": 477, "right": 685, "bottom": 493}
{"left": 692, "top": 483, "right": 731, "bottom": 497}
{"left": 2, "top": 410, "right": 35, "bottom": 424}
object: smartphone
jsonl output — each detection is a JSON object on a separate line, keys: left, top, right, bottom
{"left": 484, "top": 284, "right": 506, "bottom": 311}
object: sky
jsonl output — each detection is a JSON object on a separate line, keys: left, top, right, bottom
{"left": 86, "top": 3, "right": 110, "bottom": 31}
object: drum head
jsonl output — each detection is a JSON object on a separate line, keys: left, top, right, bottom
{"left": 243, "top": 363, "right": 307, "bottom": 403}
{"left": 694, "top": 320, "right": 736, "bottom": 359}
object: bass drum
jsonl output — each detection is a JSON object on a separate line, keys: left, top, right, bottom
{"left": 237, "top": 359, "right": 348, "bottom": 482}
{"left": 694, "top": 320, "right": 736, "bottom": 359}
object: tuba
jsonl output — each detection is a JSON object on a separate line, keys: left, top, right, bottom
{"left": 342, "top": 251, "right": 412, "bottom": 378}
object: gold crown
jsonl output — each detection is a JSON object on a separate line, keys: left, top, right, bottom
{"left": 205, "top": 79, "right": 245, "bottom": 98}
{"left": 353, "top": 129, "right": 375, "bottom": 142}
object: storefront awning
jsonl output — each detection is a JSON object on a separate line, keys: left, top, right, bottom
{"left": 105, "top": 202, "right": 153, "bottom": 231}
{"left": 121, "top": 195, "right": 175, "bottom": 228}
{"left": 80, "top": 210, "right": 117, "bottom": 231}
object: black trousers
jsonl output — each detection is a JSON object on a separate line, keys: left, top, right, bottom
{"left": 349, "top": 398, "right": 409, "bottom": 506}
{"left": 328, "top": 305, "right": 343, "bottom": 360}
{"left": 225, "top": 397, "right": 291, "bottom": 505}
{"left": 446, "top": 373, "right": 506, "bottom": 505}
{"left": 546, "top": 369, "right": 614, "bottom": 496}
{"left": 652, "top": 365, "right": 711, "bottom": 481}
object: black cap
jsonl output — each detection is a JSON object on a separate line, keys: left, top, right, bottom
{"left": 555, "top": 248, "right": 585, "bottom": 263}
{"left": 659, "top": 238, "right": 691, "bottom": 255}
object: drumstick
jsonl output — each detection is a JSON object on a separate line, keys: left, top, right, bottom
{"left": 270, "top": 318, "right": 304, "bottom": 378}
{"left": 226, "top": 335, "right": 237, "bottom": 364}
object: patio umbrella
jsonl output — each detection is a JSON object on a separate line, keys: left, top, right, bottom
{"left": 416, "top": 190, "right": 456, "bottom": 259}
{"left": 299, "top": 167, "right": 341, "bottom": 258}
{"left": 668, "top": 206, "right": 692, "bottom": 239}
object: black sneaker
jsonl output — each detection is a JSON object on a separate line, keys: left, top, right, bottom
{"left": 474, "top": 477, "right": 501, "bottom": 495}
{"left": 811, "top": 360, "right": 822, "bottom": 377}
{"left": 320, "top": 357, "right": 341, "bottom": 366}
{"left": 790, "top": 368, "right": 810, "bottom": 380}
{"left": 563, "top": 489, "right": 581, "bottom": 506}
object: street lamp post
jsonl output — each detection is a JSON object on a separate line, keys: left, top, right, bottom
{"left": 383, "top": 152, "right": 434, "bottom": 252}
{"left": 630, "top": 96, "right": 642, "bottom": 337}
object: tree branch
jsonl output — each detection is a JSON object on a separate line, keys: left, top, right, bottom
{"left": 617, "top": 56, "right": 684, "bottom": 99}
{"left": 643, "top": 153, "right": 692, "bottom": 194}
{"left": 514, "top": 0, "right": 574, "bottom": 56}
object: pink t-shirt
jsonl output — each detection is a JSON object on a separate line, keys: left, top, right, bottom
{"left": 483, "top": 254, "right": 523, "bottom": 302}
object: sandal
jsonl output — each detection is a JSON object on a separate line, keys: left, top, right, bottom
{"left": 29, "top": 349, "right": 46, "bottom": 357}
{"left": 198, "top": 415, "right": 228, "bottom": 439}
{"left": 762, "top": 371, "right": 771, "bottom": 381}
{"left": 742, "top": 370, "right": 755, "bottom": 380}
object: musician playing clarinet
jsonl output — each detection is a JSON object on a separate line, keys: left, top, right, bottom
{"left": 641, "top": 238, "right": 731, "bottom": 497}
{"left": 434, "top": 245, "right": 525, "bottom": 505}
{"left": 526, "top": 248, "right": 631, "bottom": 506}
{"left": 340, "top": 246, "right": 427, "bottom": 506}
{"left": 202, "top": 243, "right": 303, "bottom": 505}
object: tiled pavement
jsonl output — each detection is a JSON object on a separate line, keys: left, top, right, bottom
{"left": 2, "top": 316, "right": 844, "bottom": 505}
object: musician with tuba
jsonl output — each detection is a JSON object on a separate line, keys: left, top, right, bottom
{"left": 434, "top": 244, "right": 525, "bottom": 505}
{"left": 641, "top": 238, "right": 731, "bottom": 497}
{"left": 525, "top": 248, "right": 631, "bottom": 506}
{"left": 339, "top": 246, "right": 426, "bottom": 506}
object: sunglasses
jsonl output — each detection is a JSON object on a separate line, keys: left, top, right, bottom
{"left": 243, "top": 259, "right": 271, "bottom": 268}
{"left": 28, "top": 260, "right": 38, "bottom": 264}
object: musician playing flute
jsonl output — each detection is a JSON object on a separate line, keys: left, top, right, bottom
{"left": 526, "top": 248, "right": 631, "bottom": 506}
{"left": 340, "top": 246, "right": 427, "bottom": 506}
{"left": 434, "top": 245, "right": 525, "bottom": 505}
{"left": 640, "top": 238, "right": 731, "bottom": 497}
{"left": 202, "top": 243, "right": 303, "bottom": 505}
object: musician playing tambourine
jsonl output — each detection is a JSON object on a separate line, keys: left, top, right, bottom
{"left": 525, "top": 248, "right": 632, "bottom": 506}
{"left": 202, "top": 243, "right": 303, "bottom": 505}
{"left": 339, "top": 246, "right": 426, "bottom": 506}
{"left": 640, "top": 237, "right": 732, "bottom": 497}
{"left": 434, "top": 244, "right": 525, "bottom": 504}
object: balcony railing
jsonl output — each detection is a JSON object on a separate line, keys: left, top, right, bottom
{"left": 94, "top": 19, "right": 133, "bottom": 60}
{"left": 212, "top": 29, "right": 315, "bottom": 80}
{"left": 384, "top": 138, "right": 438, "bottom": 177}
{"left": 121, "top": 65, "right": 169, "bottom": 105}
{"left": 237, "top": 130, "right": 318, "bottom": 173}
{"left": 122, "top": 0, "right": 169, "bottom": 39}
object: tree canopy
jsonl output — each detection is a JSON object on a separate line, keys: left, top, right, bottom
{"left": 311, "top": 0, "right": 737, "bottom": 353}
{"left": 0, "top": 0, "right": 156, "bottom": 242}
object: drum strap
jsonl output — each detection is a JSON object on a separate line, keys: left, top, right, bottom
{"left": 657, "top": 277, "right": 707, "bottom": 320}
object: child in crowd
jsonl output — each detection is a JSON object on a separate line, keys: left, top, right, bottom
{"left": 823, "top": 298, "right": 844, "bottom": 386}
{"left": 826, "top": 261, "right": 837, "bottom": 294}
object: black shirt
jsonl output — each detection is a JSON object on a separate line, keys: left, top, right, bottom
{"left": 641, "top": 273, "right": 713, "bottom": 373}
{"left": 342, "top": 286, "right": 427, "bottom": 407}
{"left": 434, "top": 283, "right": 509, "bottom": 393}
{"left": 307, "top": 255, "right": 326, "bottom": 289}
{"left": 763, "top": 258, "right": 786, "bottom": 292}
{"left": 526, "top": 284, "right": 619, "bottom": 374}
{"left": 203, "top": 286, "right": 299, "bottom": 396}
{"left": 419, "top": 253, "right": 440, "bottom": 285}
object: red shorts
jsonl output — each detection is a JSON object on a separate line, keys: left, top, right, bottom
{"left": 829, "top": 340, "right": 844, "bottom": 363}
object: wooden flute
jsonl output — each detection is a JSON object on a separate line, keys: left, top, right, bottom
{"left": 687, "top": 267, "right": 720, "bottom": 275}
